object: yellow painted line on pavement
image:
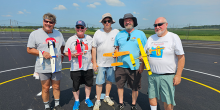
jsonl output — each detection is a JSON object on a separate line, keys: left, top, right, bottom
{"left": 0, "top": 74, "right": 33, "bottom": 85}
{"left": 0, "top": 68, "right": 70, "bottom": 86}
{"left": 181, "top": 77, "right": 220, "bottom": 93}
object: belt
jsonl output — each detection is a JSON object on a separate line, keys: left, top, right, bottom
{"left": 161, "top": 73, "right": 175, "bottom": 75}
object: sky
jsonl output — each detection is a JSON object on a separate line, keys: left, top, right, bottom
{"left": 1, "top": 0, "right": 220, "bottom": 29}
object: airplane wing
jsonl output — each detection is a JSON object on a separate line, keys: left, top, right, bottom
{"left": 114, "top": 51, "right": 130, "bottom": 57}
{"left": 137, "top": 38, "right": 152, "bottom": 75}
{"left": 49, "top": 40, "right": 56, "bottom": 73}
{"left": 103, "top": 53, "right": 114, "bottom": 57}
{"left": 39, "top": 50, "right": 43, "bottom": 64}
{"left": 68, "top": 48, "right": 72, "bottom": 61}
{"left": 129, "top": 54, "right": 136, "bottom": 67}
{"left": 76, "top": 39, "right": 82, "bottom": 68}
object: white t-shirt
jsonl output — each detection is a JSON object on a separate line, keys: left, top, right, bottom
{"left": 27, "top": 28, "right": 65, "bottom": 73}
{"left": 92, "top": 28, "right": 119, "bottom": 67}
{"left": 144, "top": 32, "right": 184, "bottom": 74}
{"left": 64, "top": 34, "right": 93, "bottom": 71}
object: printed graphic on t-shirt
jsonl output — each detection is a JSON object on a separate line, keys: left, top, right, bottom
{"left": 45, "top": 38, "right": 59, "bottom": 43}
{"left": 74, "top": 39, "right": 88, "bottom": 55}
{"left": 149, "top": 42, "right": 165, "bottom": 58}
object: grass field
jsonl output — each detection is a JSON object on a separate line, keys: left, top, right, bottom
{"left": 1, "top": 28, "right": 220, "bottom": 41}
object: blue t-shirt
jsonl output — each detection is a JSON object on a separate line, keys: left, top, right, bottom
{"left": 114, "top": 30, "right": 147, "bottom": 70}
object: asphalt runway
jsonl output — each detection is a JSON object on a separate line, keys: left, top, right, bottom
{"left": 0, "top": 32, "right": 220, "bottom": 110}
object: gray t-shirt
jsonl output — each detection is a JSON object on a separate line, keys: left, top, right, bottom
{"left": 64, "top": 34, "right": 93, "bottom": 71}
{"left": 27, "top": 28, "right": 65, "bottom": 73}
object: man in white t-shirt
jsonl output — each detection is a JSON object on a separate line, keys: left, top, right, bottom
{"left": 27, "top": 13, "right": 65, "bottom": 110}
{"left": 64, "top": 20, "right": 94, "bottom": 110}
{"left": 92, "top": 13, "right": 119, "bottom": 110}
{"left": 144, "top": 17, "right": 185, "bottom": 110}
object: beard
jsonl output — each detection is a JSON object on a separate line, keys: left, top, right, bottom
{"left": 156, "top": 29, "right": 166, "bottom": 37}
{"left": 125, "top": 24, "right": 134, "bottom": 31}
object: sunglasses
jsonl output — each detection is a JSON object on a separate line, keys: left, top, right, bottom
{"left": 44, "top": 20, "right": 54, "bottom": 24}
{"left": 103, "top": 20, "right": 112, "bottom": 24}
{"left": 76, "top": 26, "right": 85, "bottom": 29}
{"left": 127, "top": 33, "right": 130, "bottom": 41}
{"left": 153, "top": 22, "right": 166, "bottom": 27}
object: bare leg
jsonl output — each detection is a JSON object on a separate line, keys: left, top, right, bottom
{"left": 164, "top": 102, "right": 174, "bottom": 110}
{"left": 41, "top": 79, "right": 51, "bottom": 102}
{"left": 105, "top": 81, "right": 112, "bottom": 96}
{"left": 117, "top": 88, "right": 124, "bottom": 104}
{"left": 73, "top": 90, "right": 80, "bottom": 100}
{"left": 51, "top": 80, "right": 60, "bottom": 100}
{"left": 85, "top": 85, "right": 91, "bottom": 98}
{"left": 132, "top": 90, "right": 138, "bottom": 105}
{"left": 96, "top": 84, "right": 102, "bottom": 100}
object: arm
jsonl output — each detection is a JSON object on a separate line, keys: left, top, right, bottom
{"left": 60, "top": 46, "right": 65, "bottom": 62}
{"left": 27, "top": 47, "right": 51, "bottom": 59}
{"left": 92, "top": 47, "right": 98, "bottom": 71}
{"left": 138, "top": 60, "right": 144, "bottom": 73}
{"left": 173, "top": 54, "right": 185, "bottom": 86}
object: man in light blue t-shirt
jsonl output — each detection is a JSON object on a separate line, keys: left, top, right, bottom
{"left": 114, "top": 13, "right": 147, "bottom": 110}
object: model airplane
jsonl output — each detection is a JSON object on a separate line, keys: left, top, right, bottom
{"left": 103, "top": 49, "right": 130, "bottom": 66}
{"left": 67, "top": 39, "right": 83, "bottom": 68}
{"left": 48, "top": 40, "right": 56, "bottom": 73}
{"left": 129, "top": 54, "right": 141, "bottom": 67}
{"left": 39, "top": 50, "right": 44, "bottom": 64}
{"left": 137, "top": 38, "right": 152, "bottom": 75}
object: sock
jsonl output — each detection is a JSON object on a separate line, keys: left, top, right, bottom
{"left": 75, "top": 99, "right": 79, "bottom": 102}
{"left": 44, "top": 101, "right": 50, "bottom": 109}
{"left": 105, "top": 96, "right": 109, "bottom": 98}
{"left": 55, "top": 99, "right": 59, "bottom": 106}
{"left": 96, "top": 100, "right": 100, "bottom": 102}
{"left": 86, "top": 97, "right": 89, "bottom": 100}
{"left": 150, "top": 105, "right": 157, "bottom": 110}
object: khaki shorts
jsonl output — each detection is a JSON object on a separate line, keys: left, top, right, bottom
{"left": 148, "top": 73, "right": 176, "bottom": 106}
{"left": 115, "top": 67, "right": 141, "bottom": 91}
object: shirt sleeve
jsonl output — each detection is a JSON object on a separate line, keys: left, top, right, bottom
{"left": 63, "top": 37, "right": 75, "bottom": 53}
{"left": 92, "top": 31, "right": 98, "bottom": 47}
{"left": 27, "top": 32, "right": 36, "bottom": 48}
{"left": 61, "top": 33, "right": 65, "bottom": 46}
{"left": 173, "top": 34, "right": 185, "bottom": 55}
{"left": 141, "top": 32, "right": 147, "bottom": 47}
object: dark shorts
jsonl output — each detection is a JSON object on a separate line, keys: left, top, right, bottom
{"left": 70, "top": 69, "right": 94, "bottom": 92}
{"left": 115, "top": 67, "right": 141, "bottom": 91}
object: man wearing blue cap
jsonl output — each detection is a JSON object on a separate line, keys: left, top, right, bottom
{"left": 63, "top": 20, "right": 94, "bottom": 110}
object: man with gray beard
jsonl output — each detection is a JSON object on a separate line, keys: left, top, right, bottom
{"left": 114, "top": 13, "right": 147, "bottom": 110}
{"left": 144, "top": 17, "right": 185, "bottom": 110}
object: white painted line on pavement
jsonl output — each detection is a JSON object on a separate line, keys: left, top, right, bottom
{"left": 183, "top": 46, "right": 220, "bottom": 49}
{"left": 0, "top": 66, "right": 34, "bottom": 73}
{"left": 183, "top": 68, "right": 220, "bottom": 79}
{"left": 0, "top": 62, "right": 70, "bottom": 74}
{"left": 36, "top": 86, "right": 52, "bottom": 96}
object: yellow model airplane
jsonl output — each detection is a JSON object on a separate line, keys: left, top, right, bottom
{"left": 129, "top": 54, "right": 142, "bottom": 67}
{"left": 137, "top": 38, "right": 152, "bottom": 75}
{"left": 103, "top": 50, "right": 130, "bottom": 66}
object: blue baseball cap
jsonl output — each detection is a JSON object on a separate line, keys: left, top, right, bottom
{"left": 76, "top": 20, "right": 86, "bottom": 27}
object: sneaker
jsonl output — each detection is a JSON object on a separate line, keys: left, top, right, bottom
{"left": 103, "top": 97, "right": 114, "bottom": 106}
{"left": 115, "top": 103, "right": 124, "bottom": 110}
{"left": 53, "top": 105, "right": 64, "bottom": 110}
{"left": 45, "top": 108, "right": 51, "bottom": 110}
{"left": 93, "top": 100, "right": 101, "bottom": 110}
{"left": 131, "top": 105, "right": 138, "bottom": 110}
{"left": 73, "top": 101, "right": 80, "bottom": 110}
{"left": 85, "top": 99, "right": 94, "bottom": 107}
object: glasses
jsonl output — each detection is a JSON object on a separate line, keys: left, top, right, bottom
{"left": 127, "top": 33, "right": 130, "bottom": 41}
{"left": 44, "top": 20, "right": 54, "bottom": 24}
{"left": 153, "top": 22, "right": 166, "bottom": 27}
{"left": 103, "top": 20, "right": 112, "bottom": 24}
{"left": 76, "top": 26, "right": 85, "bottom": 29}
